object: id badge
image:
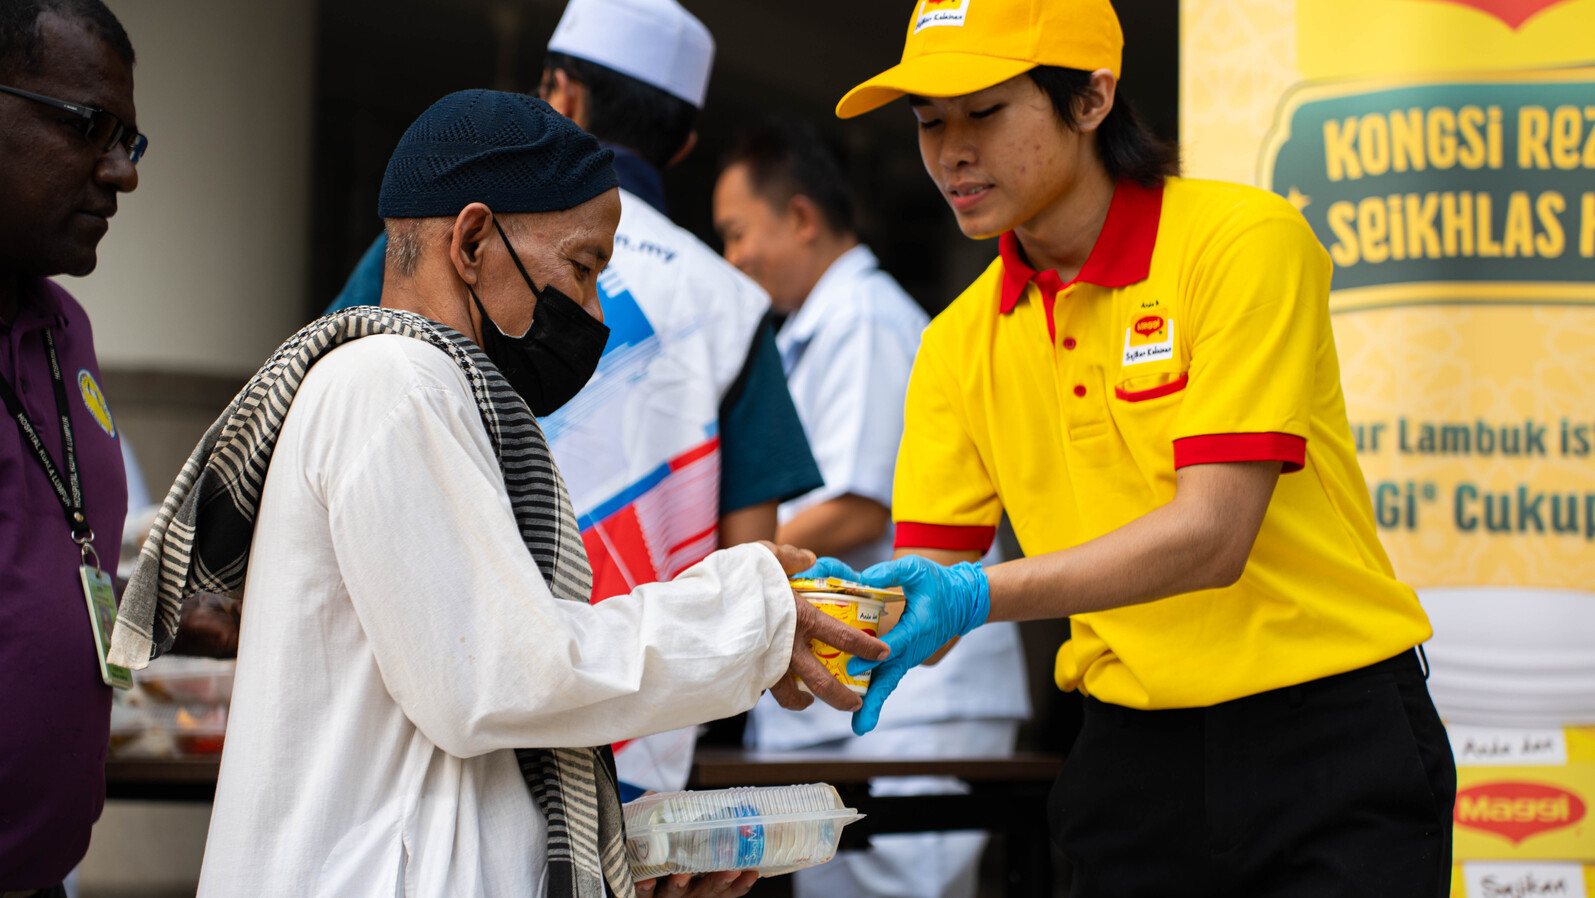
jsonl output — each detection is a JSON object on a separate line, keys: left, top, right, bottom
{"left": 81, "top": 564, "right": 133, "bottom": 689}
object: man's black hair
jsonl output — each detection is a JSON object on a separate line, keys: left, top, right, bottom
{"left": 0, "top": 0, "right": 135, "bottom": 80}
{"left": 1028, "top": 66, "right": 1178, "bottom": 188}
{"left": 721, "top": 117, "right": 855, "bottom": 236}
{"left": 541, "top": 51, "right": 697, "bottom": 173}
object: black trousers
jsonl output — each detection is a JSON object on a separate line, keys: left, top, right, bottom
{"left": 1050, "top": 651, "right": 1456, "bottom": 898}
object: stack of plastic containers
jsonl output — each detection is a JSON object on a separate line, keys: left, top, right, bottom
{"left": 624, "top": 784, "right": 863, "bottom": 878}
{"left": 108, "top": 655, "right": 234, "bottom": 758}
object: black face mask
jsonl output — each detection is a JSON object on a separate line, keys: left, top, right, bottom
{"left": 469, "top": 219, "right": 610, "bottom": 416}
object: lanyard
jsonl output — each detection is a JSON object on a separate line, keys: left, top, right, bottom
{"left": 0, "top": 327, "right": 95, "bottom": 557}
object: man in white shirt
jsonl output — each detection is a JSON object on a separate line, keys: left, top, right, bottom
{"left": 713, "top": 120, "right": 1029, "bottom": 898}
{"left": 324, "top": 0, "right": 827, "bottom": 798}
{"left": 125, "top": 91, "right": 885, "bottom": 898}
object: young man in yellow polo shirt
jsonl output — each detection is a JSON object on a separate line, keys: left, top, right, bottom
{"left": 806, "top": 1, "right": 1457, "bottom": 895}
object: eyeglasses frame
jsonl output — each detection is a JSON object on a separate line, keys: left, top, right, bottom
{"left": 0, "top": 83, "right": 148, "bottom": 165}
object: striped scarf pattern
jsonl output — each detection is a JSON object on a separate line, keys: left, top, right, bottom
{"left": 107, "top": 306, "right": 632, "bottom": 898}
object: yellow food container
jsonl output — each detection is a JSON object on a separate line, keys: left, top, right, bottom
{"left": 790, "top": 579, "right": 891, "bottom": 697}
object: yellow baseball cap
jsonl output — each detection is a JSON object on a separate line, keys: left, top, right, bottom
{"left": 836, "top": 0, "right": 1124, "bottom": 119}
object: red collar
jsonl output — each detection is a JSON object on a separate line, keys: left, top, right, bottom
{"left": 998, "top": 179, "right": 1165, "bottom": 314}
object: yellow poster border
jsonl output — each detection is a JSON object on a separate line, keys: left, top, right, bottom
{"left": 1330, "top": 281, "right": 1595, "bottom": 314}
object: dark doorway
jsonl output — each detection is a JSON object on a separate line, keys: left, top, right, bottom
{"left": 307, "top": 0, "right": 1178, "bottom": 320}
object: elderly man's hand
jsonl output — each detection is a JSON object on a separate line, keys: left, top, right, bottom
{"left": 635, "top": 871, "right": 759, "bottom": 898}
{"left": 756, "top": 542, "right": 891, "bottom": 712}
{"left": 756, "top": 540, "right": 817, "bottom": 576}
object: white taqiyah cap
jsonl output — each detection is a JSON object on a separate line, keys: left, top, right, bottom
{"left": 547, "top": 0, "right": 715, "bottom": 109}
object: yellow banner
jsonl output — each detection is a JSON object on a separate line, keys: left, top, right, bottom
{"left": 1182, "top": 0, "right": 1595, "bottom": 589}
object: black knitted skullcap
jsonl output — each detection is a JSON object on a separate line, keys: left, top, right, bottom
{"left": 378, "top": 90, "right": 618, "bottom": 218}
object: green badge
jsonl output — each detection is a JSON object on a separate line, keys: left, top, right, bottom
{"left": 81, "top": 564, "right": 132, "bottom": 689}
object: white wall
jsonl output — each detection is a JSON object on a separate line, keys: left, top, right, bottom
{"left": 68, "top": 1, "right": 313, "bottom": 880}
{"left": 79, "top": 801, "right": 211, "bottom": 897}
{"left": 65, "top": 0, "right": 316, "bottom": 377}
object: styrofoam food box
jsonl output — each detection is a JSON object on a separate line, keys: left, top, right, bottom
{"left": 623, "top": 784, "right": 863, "bottom": 878}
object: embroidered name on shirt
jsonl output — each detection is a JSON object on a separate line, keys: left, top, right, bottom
{"left": 915, "top": 0, "right": 970, "bottom": 32}
{"left": 1123, "top": 318, "right": 1175, "bottom": 367}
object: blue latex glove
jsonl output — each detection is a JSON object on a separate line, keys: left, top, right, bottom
{"left": 843, "top": 557, "right": 990, "bottom": 735}
{"left": 794, "top": 557, "right": 865, "bottom": 582}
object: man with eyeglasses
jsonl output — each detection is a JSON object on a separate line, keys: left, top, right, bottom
{"left": 0, "top": 2, "right": 143, "bottom": 894}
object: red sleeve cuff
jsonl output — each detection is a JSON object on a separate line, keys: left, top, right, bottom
{"left": 1173, "top": 433, "right": 1307, "bottom": 473}
{"left": 893, "top": 522, "right": 997, "bottom": 553}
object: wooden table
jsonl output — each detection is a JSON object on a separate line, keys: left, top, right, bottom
{"left": 690, "top": 749, "right": 1063, "bottom": 898}
{"left": 107, "top": 750, "right": 1066, "bottom": 896}
{"left": 105, "top": 756, "right": 220, "bottom": 803}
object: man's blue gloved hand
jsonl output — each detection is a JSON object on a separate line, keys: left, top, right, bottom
{"left": 843, "top": 556, "right": 990, "bottom": 735}
{"left": 794, "top": 557, "right": 865, "bottom": 582}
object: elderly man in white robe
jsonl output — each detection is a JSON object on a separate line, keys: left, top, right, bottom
{"left": 108, "top": 90, "right": 885, "bottom": 898}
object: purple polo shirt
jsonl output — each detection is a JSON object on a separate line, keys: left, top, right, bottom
{"left": 0, "top": 278, "right": 127, "bottom": 888}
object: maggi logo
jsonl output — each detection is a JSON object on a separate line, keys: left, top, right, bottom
{"left": 1454, "top": 781, "right": 1586, "bottom": 844}
{"left": 1134, "top": 315, "right": 1165, "bottom": 337}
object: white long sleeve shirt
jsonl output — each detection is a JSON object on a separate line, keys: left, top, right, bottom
{"left": 197, "top": 335, "right": 797, "bottom": 897}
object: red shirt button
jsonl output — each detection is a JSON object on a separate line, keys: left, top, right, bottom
{"left": 1073, "top": 384, "right": 1087, "bottom": 398}
{"left": 1062, "top": 337, "right": 1077, "bottom": 350}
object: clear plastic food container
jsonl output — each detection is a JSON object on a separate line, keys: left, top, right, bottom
{"left": 108, "top": 700, "right": 155, "bottom": 756}
{"left": 107, "top": 703, "right": 227, "bottom": 757}
{"left": 135, "top": 656, "right": 235, "bottom": 705}
{"left": 168, "top": 704, "right": 228, "bottom": 755}
{"left": 623, "top": 784, "right": 863, "bottom": 878}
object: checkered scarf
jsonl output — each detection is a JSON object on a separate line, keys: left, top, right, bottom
{"left": 107, "top": 306, "right": 632, "bottom": 898}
